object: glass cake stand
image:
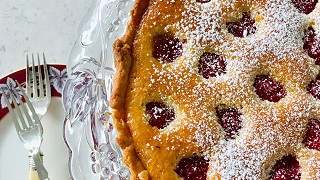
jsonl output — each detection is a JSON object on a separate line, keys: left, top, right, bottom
{"left": 62, "top": 0, "right": 134, "bottom": 179}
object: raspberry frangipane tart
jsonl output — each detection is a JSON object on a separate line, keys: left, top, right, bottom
{"left": 111, "top": 0, "right": 320, "bottom": 179}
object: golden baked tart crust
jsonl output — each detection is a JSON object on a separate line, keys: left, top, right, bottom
{"left": 111, "top": 0, "right": 320, "bottom": 179}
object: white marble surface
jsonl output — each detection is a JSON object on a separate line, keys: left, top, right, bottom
{"left": 0, "top": 0, "right": 91, "bottom": 77}
{"left": 0, "top": 1, "right": 91, "bottom": 179}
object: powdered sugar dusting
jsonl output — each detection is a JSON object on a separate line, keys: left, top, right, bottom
{"left": 126, "top": 0, "right": 320, "bottom": 178}
{"left": 176, "top": 0, "right": 309, "bottom": 60}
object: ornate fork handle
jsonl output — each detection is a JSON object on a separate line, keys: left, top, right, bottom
{"left": 33, "top": 153, "right": 49, "bottom": 180}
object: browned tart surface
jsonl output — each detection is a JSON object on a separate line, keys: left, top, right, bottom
{"left": 111, "top": 0, "right": 320, "bottom": 179}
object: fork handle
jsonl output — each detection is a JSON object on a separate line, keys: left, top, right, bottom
{"left": 33, "top": 152, "right": 50, "bottom": 180}
{"left": 28, "top": 154, "right": 40, "bottom": 180}
{"left": 28, "top": 170, "right": 40, "bottom": 180}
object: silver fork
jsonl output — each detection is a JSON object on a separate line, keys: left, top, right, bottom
{"left": 1, "top": 83, "right": 49, "bottom": 180}
{"left": 26, "top": 53, "right": 51, "bottom": 119}
{"left": 26, "top": 53, "right": 51, "bottom": 180}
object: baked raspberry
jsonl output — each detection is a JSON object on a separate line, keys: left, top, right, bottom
{"left": 269, "top": 155, "right": 301, "bottom": 180}
{"left": 303, "top": 27, "right": 320, "bottom": 65}
{"left": 226, "top": 12, "right": 256, "bottom": 38}
{"left": 216, "top": 107, "right": 242, "bottom": 139}
{"left": 307, "top": 75, "right": 320, "bottom": 99}
{"left": 152, "top": 34, "right": 183, "bottom": 63}
{"left": 292, "top": 0, "right": 318, "bottom": 14}
{"left": 146, "top": 102, "right": 175, "bottom": 129}
{"left": 254, "top": 75, "right": 286, "bottom": 102}
{"left": 302, "top": 119, "right": 320, "bottom": 151}
{"left": 175, "top": 155, "right": 209, "bottom": 180}
{"left": 198, "top": 52, "right": 227, "bottom": 79}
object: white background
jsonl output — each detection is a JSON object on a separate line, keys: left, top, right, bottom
{"left": 0, "top": 0, "right": 91, "bottom": 77}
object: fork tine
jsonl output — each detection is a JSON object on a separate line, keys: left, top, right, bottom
{"left": 26, "top": 55, "right": 32, "bottom": 97}
{"left": 0, "top": 87, "right": 22, "bottom": 131}
{"left": 12, "top": 84, "right": 37, "bottom": 128}
{"left": 16, "top": 82, "right": 41, "bottom": 125}
{"left": 42, "top": 53, "right": 51, "bottom": 97}
{"left": 37, "top": 53, "right": 44, "bottom": 98}
{"left": 6, "top": 86, "right": 29, "bottom": 129}
{"left": 31, "top": 54, "right": 38, "bottom": 98}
